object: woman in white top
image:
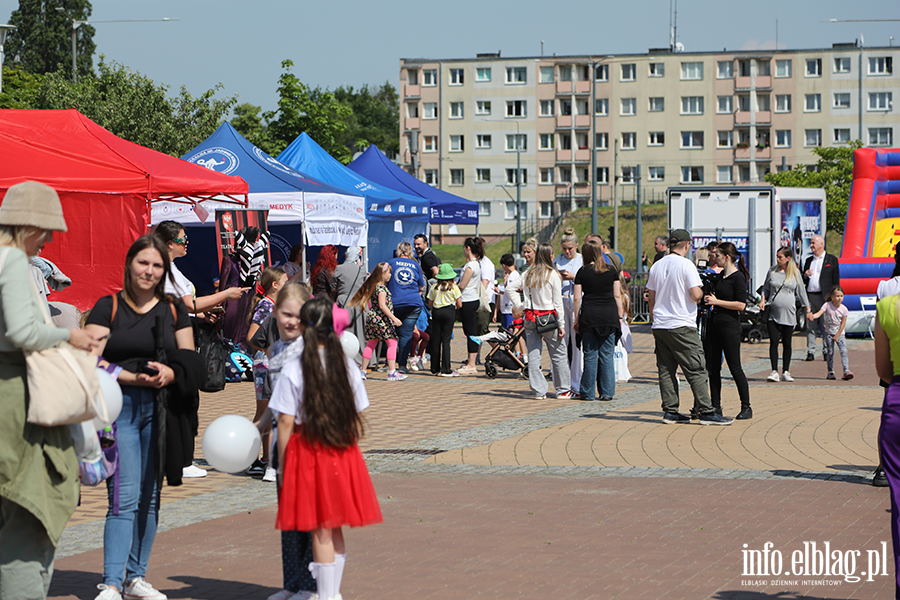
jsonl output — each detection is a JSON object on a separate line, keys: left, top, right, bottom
{"left": 508, "top": 239, "right": 573, "bottom": 399}
{"left": 553, "top": 227, "right": 583, "bottom": 395}
{"left": 457, "top": 237, "right": 483, "bottom": 375}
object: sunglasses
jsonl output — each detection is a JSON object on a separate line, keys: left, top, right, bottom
{"left": 173, "top": 236, "right": 189, "bottom": 245}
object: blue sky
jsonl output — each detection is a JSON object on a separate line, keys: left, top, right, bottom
{"left": 1, "top": 0, "right": 897, "bottom": 114}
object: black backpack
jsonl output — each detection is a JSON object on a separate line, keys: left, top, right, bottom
{"left": 193, "top": 319, "right": 228, "bottom": 393}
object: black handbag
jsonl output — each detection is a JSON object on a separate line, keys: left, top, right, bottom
{"left": 534, "top": 312, "right": 560, "bottom": 334}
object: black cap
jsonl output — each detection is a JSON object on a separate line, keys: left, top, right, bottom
{"left": 669, "top": 229, "right": 692, "bottom": 244}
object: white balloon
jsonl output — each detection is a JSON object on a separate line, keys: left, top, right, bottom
{"left": 92, "top": 369, "right": 123, "bottom": 431}
{"left": 202, "top": 415, "right": 261, "bottom": 474}
{"left": 340, "top": 331, "right": 359, "bottom": 358}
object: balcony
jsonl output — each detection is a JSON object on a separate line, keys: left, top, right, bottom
{"left": 557, "top": 149, "right": 573, "bottom": 161}
{"left": 735, "top": 76, "right": 752, "bottom": 90}
{"left": 556, "top": 81, "right": 572, "bottom": 94}
{"left": 405, "top": 117, "right": 420, "bottom": 130}
{"left": 574, "top": 80, "right": 592, "bottom": 94}
{"left": 734, "top": 111, "right": 771, "bottom": 125}
{"left": 755, "top": 111, "right": 771, "bottom": 124}
{"left": 735, "top": 111, "right": 751, "bottom": 124}
{"left": 557, "top": 115, "right": 572, "bottom": 128}
{"left": 735, "top": 76, "right": 772, "bottom": 90}
{"left": 575, "top": 148, "right": 591, "bottom": 162}
{"left": 405, "top": 84, "right": 420, "bottom": 98}
{"left": 574, "top": 181, "right": 591, "bottom": 194}
{"left": 734, "top": 145, "right": 771, "bottom": 161}
{"left": 574, "top": 115, "right": 591, "bottom": 128}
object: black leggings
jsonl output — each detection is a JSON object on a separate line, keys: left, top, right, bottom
{"left": 704, "top": 318, "right": 751, "bottom": 411}
{"left": 767, "top": 320, "right": 794, "bottom": 371}
{"left": 459, "top": 300, "right": 481, "bottom": 353}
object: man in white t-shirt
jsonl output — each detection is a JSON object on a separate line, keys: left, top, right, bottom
{"left": 475, "top": 245, "right": 496, "bottom": 364}
{"left": 647, "top": 229, "right": 733, "bottom": 426}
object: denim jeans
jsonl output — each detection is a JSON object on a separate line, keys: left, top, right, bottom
{"left": 580, "top": 329, "right": 616, "bottom": 400}
{"left": 103, "top": 386, "right": 158, "bottom": 589}
{"left": 393, "top": 305, "right": 422, "bottom": 368}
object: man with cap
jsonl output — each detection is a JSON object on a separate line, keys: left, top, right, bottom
{"left": 333, "top": 246, "right": 367, "bottom": 359}
{"left": 646, "top": 229, "right": 734, "bottom": 425}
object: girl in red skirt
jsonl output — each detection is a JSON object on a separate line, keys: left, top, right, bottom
{"left": 269, "top": 297, "right": 382, "bottom": 600}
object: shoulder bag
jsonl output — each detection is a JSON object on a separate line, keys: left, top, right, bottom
{"left": 759, "top": 273, "right": 788, "bottom": 325}
{"left": 526, "top": 287, "right": 560, "bottom": 334}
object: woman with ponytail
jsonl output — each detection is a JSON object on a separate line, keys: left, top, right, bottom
{"left": 270, "top": 297, "right": 382, "bottom": 600}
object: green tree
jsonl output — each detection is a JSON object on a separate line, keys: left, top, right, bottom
{"left": 231, "top": 102, "right": 274, "bottom": 153}
{"left": 5, "top": 0, "right": 96, "bottom": 80}
{"left": 333, "top": 81, "right": 400, "bottom": 157}
{"left": 0, "top": 65, "right": 44, "bottom": 108}
{"left": 264, "top": 59, "right": 352, "bottom": 162}
{"left": 33, "top": 59, "right": 237, "bottom": 156}
{"left": 765, "top": 141, "right": 863, "bottom": 235}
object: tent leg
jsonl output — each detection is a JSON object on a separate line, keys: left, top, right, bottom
{"left": 301, "top": 222, "right": 308, "bottom": 284}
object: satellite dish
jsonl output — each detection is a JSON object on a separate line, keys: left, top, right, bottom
{"left": 675, "top": 42, "right": 685, "bottom": 53}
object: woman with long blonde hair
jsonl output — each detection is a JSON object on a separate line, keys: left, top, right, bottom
{"left": 507, "top": 240, "right": 573, "bottom": 399}
{"left": 760, "top": 246, "right": 812, "bottom": 383}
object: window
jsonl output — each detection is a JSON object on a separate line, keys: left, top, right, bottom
{"left": 738, "top": 166, "right": 751, "bottom": 183}
{"left": 479, "top": 201, "right": 491, "bottom": 216}
{"left": 649, "top": 97, "right": 665, "bottom": 112}
{"left": 717, "top": 96, "right": 733, "bottom": 114}
{"left": 406, "top": 103, "right": 418, "bottom": 118}
{"left": 475, "top": 134, "right": 491, "bottom": 149}
{"left": 450, "top": 102, "right": 464, "bottom": 119}
{"left": 558, "top": 65, "right": 573, "bottom": 82}
{"left": 540, "top": 168, "right": 554, "bottom": 184}
{"left": 476, "top": 67, "right": 491, "bottom": 82}
{"left": 506, "top": 100, "right": 527, "bottom": 117}
{"left": 804, "top": 94, "right": 821, "bottom": 112}
{"left": 540, "top": 99, "right": 554, "bottom": 116}
{"left": 805, "top": 129, "right": 822, "bottom": 147}
{"left": 775, "top": 59, "right": 792, "bottom": 78}
{"left": 717, "top": 166, "right": 733, "bottom": 184}
{"left": 423, "top": 69, "right": 437, "bottom": 86}
{"left": 449, "top": 69, "right": 464, "bottom": 85}
{"left": 869, "top": 92, "right": 893, "bottom": 111}
{"left": 648, "top": 132, "right": 665, "bottom": 146}
{"left": 739, "top": 60, "right": 752, "bottom": 77}
{"left": 539, "top": 66, "right": 555, "bottom": 83}
{"left": 833, "top": 57, "right": 851, "bottom": 73}
{"left": 595, "top": 98, "right": 609, "bottom": 115}
{"left": 506, "top": 134, "right": 526, "bottom": 151}
{"left": 595, "top": 64, "right": 609, "bottom": 81}
{"left": 717, "top": 61, "right": 733, "bottom": 79}
{"left": 738, "top": 95, "right": 751, "bottom": 112}
{"left": 423, "top": 136, "right": 437, "bottom": 152}
{"left": 621, "top": 132, "right": 636, "bottom": 150}
{"left": 775, "top": 94, "right": 792, "bottom": 113}
{"left": 539, "top": 133, "right": 554, "bottom": 150}
{"left": 833, "top": 128, "right": 851, "bottom": 144}
{"left": 476, "top": 168, "right": 491, "bottom": 183}
{"left": 833, "top": 93, "right": 851, "bottom": 108}
{"left": 407, "top": 69, "right": 418, "bottom": 85}
{"left": 681, "top": 166, "right": 703, "bottom": 183}
{"left": 717, "top": 130, "right": 733, "bottom": 148}
{"left": 681, "top": 61, "right": 703, "bottom": 80}
{"left": 596, "top": 167, "right": 609, "bottom": 184}
{"left": 596, "top": 132, "right": 609, "bottom": 150}
{"left": 506, "top": 67, "right": 527, "bottom": 84}
{"left": 559, "top": 168, "right": 572, "bottom": 183}
{"left": 775, "top": 130, "right": 791, "bottom": 148}
{"left": 449, "top": 169, "right": 464, "bottom": 186}
{"left": 681, "top": 131, "right": 704, "bottom": 148}
{"left": 475, "top": 100, "right": 492, "bottom": 115}
{"left": 805, "top": 58, "right": 821, "bottom": 77}
{"left": 870, "top": 128, "right": 894, "bottom": 146}
{"left": 649, "top": 166, "right": 665, "bottom": 181}
{"left": 449, "top": 135, "right": 464, "bottom": 152}
{"left": 869, "top": 57, "right": 894, "bottom": 75}
{"left": 621, "top": 98, "right": 636, "bottom": 115}
{"left": 424, "top": 169, "right": 438, "bottom": 186}
{"left": 758, "top": 61, "right": 771, "bottom": 75}
{"left": 505, "top": 201, "right": 527, "bottom": 219}
{"left": 540, "top": 202, "right": 554, "bottom": 218}
{"left": 757, "top": 94, "right": 771, "bottom": 111}
{"left": 560, "top": 99, "right": 572, "bottom": 116}
{"left": 681, "top": 96, "right": 704, "bottom": 115}
{"left": 621, "top": 167, "right": 636, "bottom": 184}
{"left": 560, "top": 133, "right": 572, "bottom": 150}
{"left": 423, "top": 102, "right": 437, "bottom": 119}
{"left": 649, "top": 62, "right": 665, "bottom": 77}
{"left": 505, "top": 168, "right": 526, "bottom": 186}
{"left": 621, "top": 63, "right": 636, "bottom": 81}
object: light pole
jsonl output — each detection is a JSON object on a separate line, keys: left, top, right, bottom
{"left": 55, "top": 8, "right": 179, "bottom": 82}
{"left": 0, "top": 24, "right": 16, "bottom": 94}
{"left": 488, "top": 118, "right": 523, "bottom": 252}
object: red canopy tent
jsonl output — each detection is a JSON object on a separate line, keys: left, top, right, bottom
{"left": 0, "top": 109, "right": 249, "bottom": 309}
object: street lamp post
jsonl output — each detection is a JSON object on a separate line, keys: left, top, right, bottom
{"left": 0, "top": 24, "right": 16, "bottom": 94}
{"left": 488, "top": 118, "right": 522, "bottom": 253}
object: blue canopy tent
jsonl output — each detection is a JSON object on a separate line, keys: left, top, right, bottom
{"left": 349, "top": 145, "right": 479, "bottom": 228}
{"left": 277, "top": 133, "right": 429, "bottom": 265}
{"left": 151, "top": 123, "right": 366, "bottom": 292}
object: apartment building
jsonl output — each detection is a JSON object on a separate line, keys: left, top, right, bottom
{"left": 399, "top": 44, "right": 899, "bottom": 238}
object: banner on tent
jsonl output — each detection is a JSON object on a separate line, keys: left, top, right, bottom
{"left": 304, "top": 220, "right": 368, "bottom": 248}
{"left": 215, "top": 209, "right": 271, "bottom": 282}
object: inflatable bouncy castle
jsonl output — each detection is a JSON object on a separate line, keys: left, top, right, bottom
{"left": 841, "top": 147, "right": 900, "bottom": 316}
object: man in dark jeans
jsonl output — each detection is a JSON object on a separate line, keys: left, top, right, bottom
{"left": 802, "top": 235, "right": 840, "bottom": 361}
{"left": 388, "top": 242, "right": 425, "bottom": 373}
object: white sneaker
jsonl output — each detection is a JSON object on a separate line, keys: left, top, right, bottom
{"left": 95, "top": 584, "right": 122, "bottom": 600}
{"left": 267, "top": 591, "right": 295, "bottom": 600}
{"left": 262, "top": 466, "right": 277, "bottom": 482}
{"left": 781, "top": 371, "right": 794, "bottom": 382}
{"left": 766, "top": 370, "right": 780, "bottom": 382}
{"left": 123, "top": 577, "right": 167, "bottom": 600}
{"left": 182, "top": 464, "right": 207, "bottom": 478}
{"left": 409, "top": 360, "right": 419, "bottom": 371}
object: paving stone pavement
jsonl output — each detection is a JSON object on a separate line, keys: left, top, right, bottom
{"left": 48, "top": 326, "right": 895, "bottom": 599}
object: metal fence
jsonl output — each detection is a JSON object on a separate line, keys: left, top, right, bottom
{"left": 627, "top": 271, "right": 651, "bottom": 324}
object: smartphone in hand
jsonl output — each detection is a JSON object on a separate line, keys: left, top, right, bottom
{"left": 139, "top": 363, "right": 159, "bottom": 377}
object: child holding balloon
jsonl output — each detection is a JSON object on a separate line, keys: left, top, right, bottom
{"left": 269, "top": 297, "right": 383, "bottom": 600}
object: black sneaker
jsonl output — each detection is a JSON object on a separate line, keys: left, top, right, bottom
{"left": 663, "top": 412, "right": 691, "bottom": 424}
{"left": 689, "top": 408, "right": 699, "bottom": 420}
{"left": 873, "top": 466, "right": 889, "bottom": 487}
{"left": 246, "top": 458, "right": 267, "bottom": 476}
{"left": 397, "top": 365, "right": 410, "bottom": 374}
{"left": 805, "top": 353, "right": 815, "bottom": 361}
{"left": 699, "top": 413, "right": 734, "bottom": 426}
{"left": 735, "top": 407, "right": 753, "bottom": 420}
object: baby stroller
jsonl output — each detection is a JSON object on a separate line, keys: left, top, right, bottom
{"left": 741, "top": 304, "right": 767, "bottom": 344}
{"left": 483, "top": 322, "right": 528, "bottom": 379}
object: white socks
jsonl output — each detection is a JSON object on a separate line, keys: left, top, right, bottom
{"left": 334, "top": 553, "right": 346, "bottom": 593}
{"left": 310, "top": 561, "right": 338, "bottom": 600}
